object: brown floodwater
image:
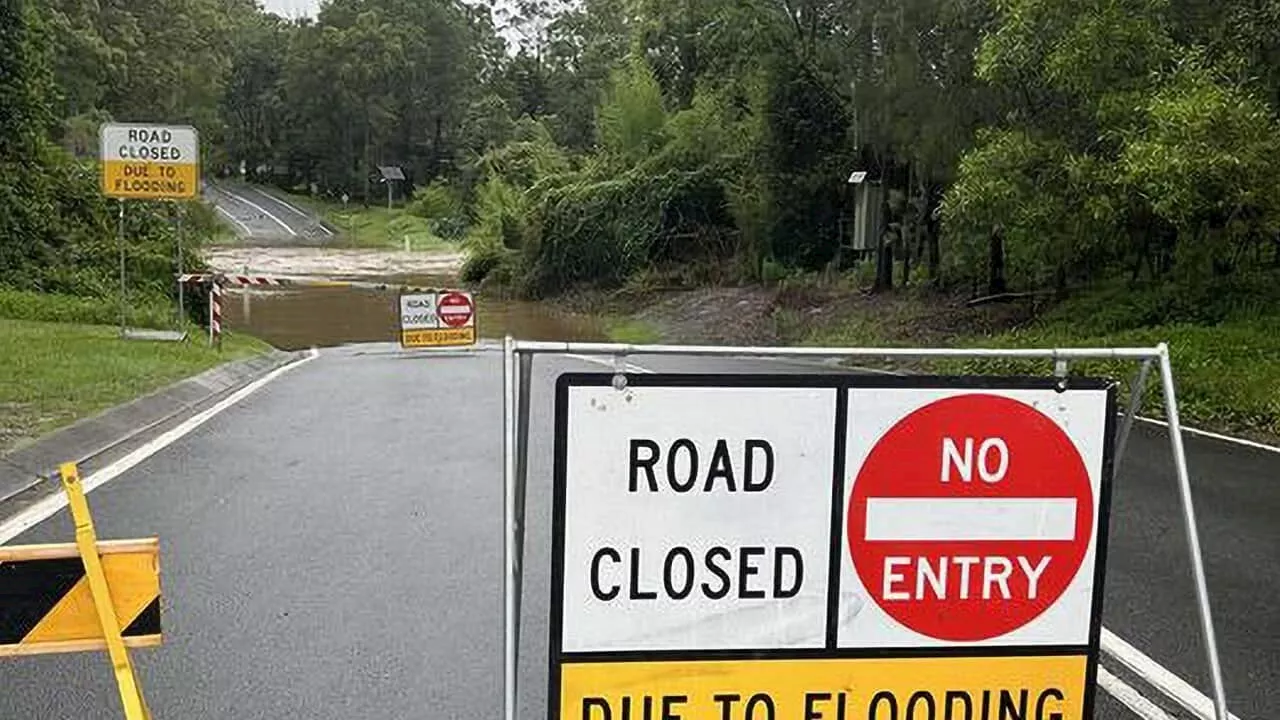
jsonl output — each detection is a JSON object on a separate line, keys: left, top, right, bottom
{"left": 222, "top": 283, "right": 608, "bottom": 350}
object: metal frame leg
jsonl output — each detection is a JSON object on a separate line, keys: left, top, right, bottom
{"left": 503, "top": 337, "right": 518, "bottom": 720}
{"left": 1114, "top": 358, "right": 1154, "bottom": 475}
{"left": 1157, "top": 344, "right": 1230, "bottom": 720}
{"left": 513, "top": 353, "right": 532, "bottom": 690}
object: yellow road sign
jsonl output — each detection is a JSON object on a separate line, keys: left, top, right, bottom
{"left": 0, "top": 538, "right": 161, "bottom": 656}
{"left": 402, "top": 327, "right": 477, "bottom": 347}
{"left": 100, "top": 123, "right": 199, "bottom": 200}
{"left": 560, "top": 655, "right": 1090, "bottom": 720}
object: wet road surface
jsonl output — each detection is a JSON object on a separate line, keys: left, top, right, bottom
{"left": 0, "top": 343, "right": 1275, "bottom": 719}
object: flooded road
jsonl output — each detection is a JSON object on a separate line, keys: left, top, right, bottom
{"left": 207, "top": 244, "right": 608, "bottom": 349}
{"left": 223, "top": 284, "right": 608, "bottom": 350}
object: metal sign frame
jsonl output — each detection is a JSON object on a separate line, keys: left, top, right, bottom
{"left": 501, "top": 338, "right": 1231, "bottom": 720}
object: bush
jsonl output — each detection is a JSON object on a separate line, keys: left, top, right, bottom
{"left": 521, "top": 166, "right": 738, "bottom": 296}
{"left": 409, "top": 182, "right": 468, "bottom": 240}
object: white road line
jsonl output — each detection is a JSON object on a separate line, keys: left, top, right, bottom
{"left": 219, "top": 187, "right": 297, "bottom": 237}
{"left": 215, "top": 205, "right": 253, "bottom": 235}
{"left": 565, "top": 350, "right": 1248, "bottom": 720}
{"left": 246, "top": 186, "right": 310, "bottom": 219}
{"left": 1102, "top": 628, "right": 1245, "bottom": 720}
{"left": 244, "top": 186, "right": 335, "bottom": 236}
{"left": 0, "top": 349, "right": 318, "bottom": 545}
{"left": 1132, "top": 416, "right": 1280, "bottom": 454}
{"left": 1099, "top": 666, "right": 1178, "bottom": 720}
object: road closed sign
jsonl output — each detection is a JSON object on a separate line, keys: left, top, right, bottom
{"left": 550, "top": 374, "right": 1116, "bottom": 720}
{"left": 398, "top": 290, "right": 476, "bottom": 348}
{"left": 100, "top": 123, "right": 199, "bottom": 200}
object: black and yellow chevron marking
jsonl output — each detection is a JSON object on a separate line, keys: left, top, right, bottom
{"left": 0, "top": 538, "right": 161, "bottom": 656}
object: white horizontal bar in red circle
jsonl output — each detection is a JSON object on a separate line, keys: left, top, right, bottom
{"left": 864, "top": 498, "right": 1078, "bottom": 542}
{"left": 439, "top": 307, "right": 471, "bottom": 314}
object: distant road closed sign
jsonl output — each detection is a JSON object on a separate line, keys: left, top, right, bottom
{"left": 551, "top": 374, "right": 1116, "bottom": 720}
{"left": 100, "top": 123, "right": 200, "bottom": 200}
{"left": 398, "top": 290, "right": 476, "bottom": 348}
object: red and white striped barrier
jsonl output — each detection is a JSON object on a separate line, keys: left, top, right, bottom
{"left": 208, "top": 280, "right": 223, "bottom": 348}
{"left": 177, "top": 273, "right": 292, "bottom": 287}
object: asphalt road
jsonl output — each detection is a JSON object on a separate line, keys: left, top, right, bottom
{"left": 207, "top": 182, "right": 335, "bottom": 244}
{"left": 0, "top": 344, "right": 1274, "bottom": 719}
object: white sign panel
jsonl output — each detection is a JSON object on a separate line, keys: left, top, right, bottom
{"left": 399, "top": 293, "right": 439, "bottom": 330}
{"left": 558, "top": 383, "right": 838, "bottom": 652}
{"left": 837, "top": 386, "right": 1110, "bottom": 649}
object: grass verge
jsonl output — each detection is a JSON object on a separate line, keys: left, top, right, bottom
{"left": 0, "top": 288, "right": 175, "bottom": 328}
{"left": 800, "top": 288, "right": 1280, "bottom": 441}
{"left": 604, "top": 317, "right": 663, "bottom": 344}
{"left": 0, "top": 318, "right": 270, "bottom": 454}
{"left": 283, "top": 193, "right": 453, "bottom": 252}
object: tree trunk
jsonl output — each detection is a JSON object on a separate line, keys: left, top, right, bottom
{"left": 901, "top": 227, "right": 911, "bottom": 287}
{"left": 924, "top": 185, "right": 941, "bottom": 285}
{"left": 873, "top": 189, "right": 893, "bottom": 292}
{"left": 987, "top": 225, "right": 1007, "bottom": 296}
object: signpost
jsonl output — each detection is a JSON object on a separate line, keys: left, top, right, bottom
{"left": 99, "top": 122, "right": 200, "bottom": 337}
{"left": 548, "top": 374, "right": 1115, "bottom": 720}
{"left": 398, "top": 290, "right": 477, "bottom": 348}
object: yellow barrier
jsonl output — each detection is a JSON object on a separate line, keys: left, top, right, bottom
{"left": 0, "top": 462, "right": 160, "bottom": 720}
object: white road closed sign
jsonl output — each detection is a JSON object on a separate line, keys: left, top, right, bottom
{"left": 100, "top": 123, "right": 200, "bottom": 200}
{"left": 549, "top": 374, "right": 1117, "bottom": 720}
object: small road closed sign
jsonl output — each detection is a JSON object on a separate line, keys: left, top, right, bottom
{"left": 550, "top": 374, "right": 1116, "bottom": 720}
{"left": 100, "top": 123, "right": 200, "bottom": 200}
{"left": 398, "top": 290, "right": 476, "bottom": 348}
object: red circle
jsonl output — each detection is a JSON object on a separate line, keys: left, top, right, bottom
{"left": 436, "top": 292, "right": 474, "bottom": 328}
{"left": 847, "top": 394, "right": 1092, "bottom": 641}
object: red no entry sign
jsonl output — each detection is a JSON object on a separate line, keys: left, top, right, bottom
{"left": 437, "top": 291, "right": 474, "bottom": 328}
{"left": 847, "top": 394, "right": 1094, "bottom": 642}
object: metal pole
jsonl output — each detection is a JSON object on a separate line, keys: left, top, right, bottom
{"left": 1114, "top": 358, "right": 1154, "bottom": 474}
{"left": 502, "top": 336, "right": 518, "bottom": 720}
{"left": 176, "top": 209, "right": 185, "bottom": 324}
{"left": 513, "top": 353, "right": 533, "bottom": 679}
{"left": 1157, "top": 343, "right": 1229, "bottom": 720}
{"left": 118, "top": 200, "right": 126, "bottom": 335}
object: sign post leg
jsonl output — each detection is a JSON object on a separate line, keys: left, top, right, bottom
{"left": 118, "top": 200, "right": 127, "bottom": 336}
{"left": 1114, "top": 358, "right": 1154, "bottom": 474}
{"left": 58, "top": 463, "right": 152, "bottom": 720}
{"left": 176, "top": 209, "right": 185, "bottom": 326}
{"left": 1156, "top": 344, "right": 1230, "bottom": 720}
{"left": 513, "top": 353, "right": 532, "bottom": 683}
{"left": 502, "top": 337, "right": 518, "bottom": 720}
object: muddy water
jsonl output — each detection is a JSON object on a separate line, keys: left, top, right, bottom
{"left": 223, "top": 285, "right": 608, "bottom": 350}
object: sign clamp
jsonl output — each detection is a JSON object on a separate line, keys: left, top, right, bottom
{"left": 501, "top": 340, "right": 1232, "bottom": 720}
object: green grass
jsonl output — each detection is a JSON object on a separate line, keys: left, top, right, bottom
{"left": 803, "top": 284, "right": 1280, "bottom": 440}
{"left": 282, "top": 192, "right": 453, "bottom": 252}
{"left": 0, "top": 317, "right": 270, "bottom": 454}
{"left": 604, "top": 318, "right": 663, "bottom": 344}
{"left": 948, "top": 319, "right": 1280, "bottom": 440}
{"left": 0, "top": 288, "right": 173, "bottom": 328}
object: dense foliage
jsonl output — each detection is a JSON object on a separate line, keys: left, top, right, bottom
{"left": 7, "top": 0, "right": 1280, "bottom": 306}
{"left": 1, "top": 0, "right": 226, "bottom": 315}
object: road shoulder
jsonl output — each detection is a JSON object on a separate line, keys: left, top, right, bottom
{"left": 0, "top": 348, "right": 304, "bottom": 515}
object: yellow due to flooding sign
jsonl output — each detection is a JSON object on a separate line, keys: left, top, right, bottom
{"left": 100, "top": 123, "right": 200, "bottom": 200}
